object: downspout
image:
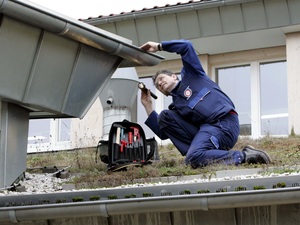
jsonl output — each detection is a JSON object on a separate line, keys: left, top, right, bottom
{"left": 84, "top": 0, "right": 259, "bottom": 25}
{"left": 1, "top": 188, "right": 300, "bottom": 223}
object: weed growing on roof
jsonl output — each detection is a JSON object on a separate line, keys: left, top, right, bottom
{"left": 26, "top": 136, "right": 300, "bottom": 188}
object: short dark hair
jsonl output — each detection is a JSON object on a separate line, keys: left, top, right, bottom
{"left": 152, "top": 70, "right": 176, "bottom": 84}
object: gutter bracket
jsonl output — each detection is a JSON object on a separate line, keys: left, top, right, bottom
{"left": 111, "top": 43, "right": 123, "bottom": 55}
{"left": 58, "top": 22, "right": 70, "bottom": 35}
{"left": 99, "top": 203, "right": 109, "bottom": 217}
{"left": 9, "top": 210, "right": 19, "bottom": 223}
{"left": 199, "top": 197, "right": 209, "bottom": 211}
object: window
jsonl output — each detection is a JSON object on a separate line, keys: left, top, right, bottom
{"left": 217, "top": 66, "right": 252, "bottom": 135}
{"left": 57, "top": 118, "right": 71, "bottom": 142}
{"left": 28, "top": 119, "right": 51, "bottom": 144}
{"left": 260, "top": 61, "right": 288, "bottom": 135}
{"left": 28, "top": 118, "right": 72, "bottom": 153}
{"left": 217, "top": 61, "right": 288, "bottom": 137}
{"left": 28, "top": 119, "right": 51, "bottom": 152}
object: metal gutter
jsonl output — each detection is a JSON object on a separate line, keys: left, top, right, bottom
{"left": 1, "top": 173, "right": 300, "bottom": 222}
{"left": 0, "top": 188, "right": 300, "bottom": 222}
{"left": 0, "top": 0, "right": 163, "bottom": 67}
{"left": 83, "top": 0, "right": 258, "bottom": 25}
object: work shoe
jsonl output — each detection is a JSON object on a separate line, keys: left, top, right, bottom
{"left": 242, "top": 145, "right": 271, "bottom": 164}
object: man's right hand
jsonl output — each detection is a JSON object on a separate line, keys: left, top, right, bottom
{"left": 140, "top": 41, "right": 159, "bottom": 53}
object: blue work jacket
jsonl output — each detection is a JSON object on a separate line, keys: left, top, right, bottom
{"left": 145, "top": 40, "right": 236, "bottom": 138}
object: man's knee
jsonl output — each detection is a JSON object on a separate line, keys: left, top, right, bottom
{"left": 185, "top": 150, "right": 207, "bottom": 167}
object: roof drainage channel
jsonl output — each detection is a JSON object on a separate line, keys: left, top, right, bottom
{"left": 0, "top": 174, "right": 300, "bottom": 222}
{"left": 0, "top": 188, "right": 300, "bottom": 222}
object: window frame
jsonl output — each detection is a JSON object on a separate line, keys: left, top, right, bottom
{"left": 212, "top": 57, "right": 287, "bottom": 138}
{"left": 27, "top": 118, "right": 72, "bottom": 153}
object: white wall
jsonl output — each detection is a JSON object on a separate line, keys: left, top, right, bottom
{"left": 70, "top": 99, "right": 103, "bottom": 149}
{"left": 286, "top": 32, "right": 300, "bottom": 134}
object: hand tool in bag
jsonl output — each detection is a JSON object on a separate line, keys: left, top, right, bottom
{"left": 120, "top": 139, "right": 127, "bottom": 159}
{"left": 112, "top": 127, "right": 121, "bottom": 161}
{"left": 138, "top": 82, "right": 158, "bottom": 99}
{"left": 131, "top": 126, "right": 145, "bottom": 162}
{"left": 127, "top": 131, "right": 134, "bottom": 161}
{"left": 133, "top": 133, "right": 139, "bottom": 162}
{"left": 120, "top": 127, "right": 127, "bottom": 159}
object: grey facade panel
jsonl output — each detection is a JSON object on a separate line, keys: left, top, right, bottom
{"left": 287, "top": 0, "right": 300, "bottom": 24}
{"left": 219, "top": 4, "right": 245, "bottom": 34}
{"left": 25, "top": 32, "right": 79, "bottom": 113}
{"left": 242, "top": 1, "right": 268, "bottom": 31}
{"left": 0, "top": 103, "right": 29, "bottom": 189}
{"left": 63, "top": 45, "right": 121, "bottom": 117}
{"left": 264, "top": 0, "right": 290, "bottom": 28}
{"left": 235, "top": 206, "right": 272, "bottom": 224}
{"left": 135, "top": 17, "right": 159, "bottom": 44}
{"left": 156, "top": 14, "right": 180, "bottom": 41}
{"left": 197, "top": 7, "right": 223, "bottom": 37}
{"left": 110, "top": 212, "right": 171, "bottom": 224}
{"left": 277, "top": 204, "right": 300, "bottom": 224}
{"left": 177, "top": 11, "right": 201, "bottom": 39}
{"left": 173, "top": 208, "right": 236, "bottom": 225}
{"left": 115, "top": 20, "right": 139, "bottom": 45}
{"left": 0, "top": 17, "right": 40, "bottom": 101}
{"left": 96, "top": 23, "right": 117, "bottom": 36}
{"left": 88, "top": 0, "right": 300, "bottom": 55}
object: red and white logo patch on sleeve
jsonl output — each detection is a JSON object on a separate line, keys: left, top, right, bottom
{"left": 184, "top": 86, "right": 192, "bottom": 100}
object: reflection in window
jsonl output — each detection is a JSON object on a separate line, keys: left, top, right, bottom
{"left": 28, "top": 119, "right": 51, "bottom": 144}
{"left": 28, "top": 118, "right": 71, "bottom": 152}
{"left": 260, "top": 61, "right": 288, "bottom": 135}
{"left": 58, "top": 119, "right": 71, "bottom": 142}
{"left": 217, "top": 66, "right": 251, "bottom": 135}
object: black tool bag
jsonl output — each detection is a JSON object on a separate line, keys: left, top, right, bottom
{"left": 96, "top": 120, "right": 156, "bottom": 171}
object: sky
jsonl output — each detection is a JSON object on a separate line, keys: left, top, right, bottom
{"left": 29, "top": 0, "right": 183, "bottom": 20}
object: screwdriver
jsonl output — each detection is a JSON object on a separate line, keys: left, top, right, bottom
{"left": 128, "top": 131, "right": 134, "bottom": 162}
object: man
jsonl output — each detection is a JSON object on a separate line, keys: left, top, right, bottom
{"left": 140, "top": 39, "right": 271, "bottom": 168}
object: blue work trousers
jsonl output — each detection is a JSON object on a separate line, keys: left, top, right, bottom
{"left": 158, "top": 110, "right": 244, "bottom": 167}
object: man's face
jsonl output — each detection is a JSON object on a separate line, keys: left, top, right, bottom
{"left": 154, "top": 73, "right": 178, "bottom": 96}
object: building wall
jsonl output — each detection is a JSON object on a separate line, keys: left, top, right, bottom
{"left": 286, "top": 32, "right": 300, "bottom": 134}
{"left": 70, "top": 99, "right": 103, "bottom": 149}
{"left": 136, "top": 46, "right": 286, "bottom": 78}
